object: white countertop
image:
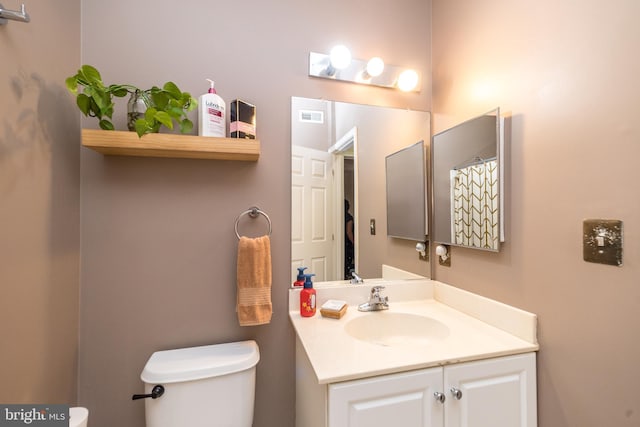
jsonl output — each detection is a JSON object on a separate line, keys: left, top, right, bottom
{"left": 289, "top": 279, "right": 538, "bottom": 384}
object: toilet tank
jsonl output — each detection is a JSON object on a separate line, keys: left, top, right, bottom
{"left": 140, "top": 340, "right": 259, "bottom": 427}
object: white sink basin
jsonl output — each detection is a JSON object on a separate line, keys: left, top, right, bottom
{"left": 345, "top": 312, "right": 450, "bottom": 347}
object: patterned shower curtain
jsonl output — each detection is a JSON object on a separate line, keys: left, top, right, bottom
{"left": 450, "top": 160, "right": 498, "bottom": 250}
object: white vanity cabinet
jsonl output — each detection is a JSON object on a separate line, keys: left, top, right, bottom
{"left": 443, "top": 353, "right": 537, "bottom": 427}
{"left": 328, "top": 367, "right": 443, "bottom": 427}
{"left": 304, "top": 351, "right": 537, "bottom": 427}
{"left": 290, "top": 281, "right": 540, "bottom": 427}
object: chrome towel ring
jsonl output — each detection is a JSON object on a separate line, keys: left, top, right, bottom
{"left": 235, "top": 207, "right": 272, "bottom": 239}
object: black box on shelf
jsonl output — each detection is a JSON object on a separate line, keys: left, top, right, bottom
{"left": 230, "top": 99, "right": 256, "bottom": 139}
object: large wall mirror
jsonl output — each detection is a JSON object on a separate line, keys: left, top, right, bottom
{"left": 432, "top": 108, "right": 504, "bottom": 251}
{"left": 291, "top": 97, "right": 431, "bottom": 282}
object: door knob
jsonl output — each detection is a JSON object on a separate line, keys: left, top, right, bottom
{"left": 434, "top": 391, "right": 446, "bottom": 403}
{"left": 450, "top": 387, "right": 463, "bottom": 400}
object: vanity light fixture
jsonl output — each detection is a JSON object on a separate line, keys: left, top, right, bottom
{"left": 309, "top": 48, "right": 421, "bottom": 92}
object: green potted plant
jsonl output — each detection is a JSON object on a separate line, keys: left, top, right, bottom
{"left": 65, "top": 65, "right": 197, "bottom": 137}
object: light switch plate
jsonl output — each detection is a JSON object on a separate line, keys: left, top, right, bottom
{"left": 583, "top": 219, "right": 623, "bottom": 266}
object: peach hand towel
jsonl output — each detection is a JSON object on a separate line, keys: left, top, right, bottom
{"left": 237, "top": 235, "right": 272, "bottom": 326}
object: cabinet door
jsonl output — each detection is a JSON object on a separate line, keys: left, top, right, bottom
{"left": 444, "top": 353, "right": 537, "bottom": 427}
{"left": 329, "top": 368, "right": 443, "bottom": 427}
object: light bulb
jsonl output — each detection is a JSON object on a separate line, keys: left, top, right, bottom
{"left": 397, "top": 69, "right": 419, "bottom": 92}
{"left": 329, "top": 45, "right": 352, "bottom": 70}
{"left": 366, "top": 57, "right": 385, "bottom": 77}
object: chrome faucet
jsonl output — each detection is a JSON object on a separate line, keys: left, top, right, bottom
{"left": 358, "top": 285, "right": 389, "bottom": 312}
{"left": 350, "top": 271, "right": 364, "bottom": 284}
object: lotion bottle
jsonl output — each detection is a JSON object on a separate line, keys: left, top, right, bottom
{"left": 198, "top": 79, "right": 226, "bottom": 137}
{"left": 300, "top": 274, "right": 316, "bottom": 317}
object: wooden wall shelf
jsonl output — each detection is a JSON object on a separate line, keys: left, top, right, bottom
{"left": 81, "top": 129, "right": 260, "bottom": 161}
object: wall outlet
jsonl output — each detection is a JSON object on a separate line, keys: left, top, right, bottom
{"left": 583, "top": 219, "right": 623, "bottom": 266}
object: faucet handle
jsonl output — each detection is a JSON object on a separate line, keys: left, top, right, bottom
{"left": 371, "top": 285, "right": 385, "bottom": 294}
{"left": 358, "top": 285, "right": 389, "bottom": 311}
{"left": 370, "top": 286, "right": 388, "bottom": 304}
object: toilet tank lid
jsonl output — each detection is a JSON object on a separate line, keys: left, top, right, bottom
{"left": 141, "top": 340, "right": 259, "bottom": 384}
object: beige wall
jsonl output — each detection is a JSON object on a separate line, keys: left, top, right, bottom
{"left": 0, "top": 1, "right": 81, "bottom": 404}
{"left": 79, "top": 1, "right": 430, "bottom": 426}
{"left": 431, "top": 0, "right": 640, "bottom": 426}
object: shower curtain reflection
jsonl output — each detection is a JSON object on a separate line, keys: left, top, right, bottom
{"left": 450, "top": 159, "right": 498, "bottom": 250}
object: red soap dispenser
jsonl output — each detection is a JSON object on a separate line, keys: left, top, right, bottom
{"left": 300, "top": 274, "right": 317, "bottom": 317}
{"left": 293, "top": 267, "right": 307, "bottom": 287}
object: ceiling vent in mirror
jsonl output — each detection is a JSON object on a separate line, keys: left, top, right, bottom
{"left": 299, "top": 110, "right": 324, "bottom": 124}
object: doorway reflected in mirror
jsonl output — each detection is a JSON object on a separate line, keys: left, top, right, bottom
{"left": 291, "top": 97, "right": 431, "bottom": 282}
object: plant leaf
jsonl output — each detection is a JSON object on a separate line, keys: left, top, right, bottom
{"left": 99, "top": 119, "right": 114, "bottom": 130}
{"left": 145, "top": 107, "right": 157, "bottom": 122}
{"left": 154, "top": 111, "right": 173, "bottom": 129}
{"left": 186, "top": 97, "right": 198, "bottom": 112}
{"left": 163, "top": 81, "right": 181, "bottom": 99}
{"left": 76, "top": 94, "right": 91, "bottom": 116}
{"left": 104, "top": 103, "right": 114, "bottom": 119}
{"left": 65, "top": 76, "right": 78, "bottom": 94}
{"left": 110, "top": 86, "right": 129, "bottom": 97}
{"left": 91, "top": 89, "right": 108, "bottom": 111}
{"left": 80, "top": 65, "right": 102, "bottom": 86}
{"left": 168, "top": 106, "right": 184, "bottom": 119}
{"left": 179, "top": 119, "right": 193, "bottom": 134}
{"left": 88, "top": 97, "right": 100, "bottom": 118}
{"left": 151, "top": 91, "right": 170, "bottom": 110}
{"left": 134, "top": 119, "right": 148, "bottom": 137}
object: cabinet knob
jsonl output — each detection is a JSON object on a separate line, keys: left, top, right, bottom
{"left": 450, "top": 387, "right": 463, "bottom": 400}
{"left": 434, "top": 391, "right": 446, "bottom": 403}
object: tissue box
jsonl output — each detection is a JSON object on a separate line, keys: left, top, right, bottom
{"left": 230, "top": 99, "right": 256, "bottom": 139}
{"left": 320, "top": 300, "right": 348, "bottom": 319}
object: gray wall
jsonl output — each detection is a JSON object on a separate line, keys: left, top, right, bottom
{"left": 0, "top": 0, "right": 81, "bottom": 404}
{"left": 79, "top": 1, "right": 431, "bottom": 426}
{"left": 432, "top": 0, "right": 640, "bottom": 426}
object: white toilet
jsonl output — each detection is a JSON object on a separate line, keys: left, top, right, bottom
{"left": 137, "top": 340, "right": 259, "bottom": 427}
{"left": 69, "top": 407, "right": 88, "bottom": 427}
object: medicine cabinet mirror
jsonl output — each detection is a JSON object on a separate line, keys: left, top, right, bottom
{"left": 291, "top": 97, "right": 430, "bottom": 282}
{"left": 432, "top": 108, "right": 504, "bottom": 251}
{"left": 386, "top": 141, "right": 427, "bottom": 241}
